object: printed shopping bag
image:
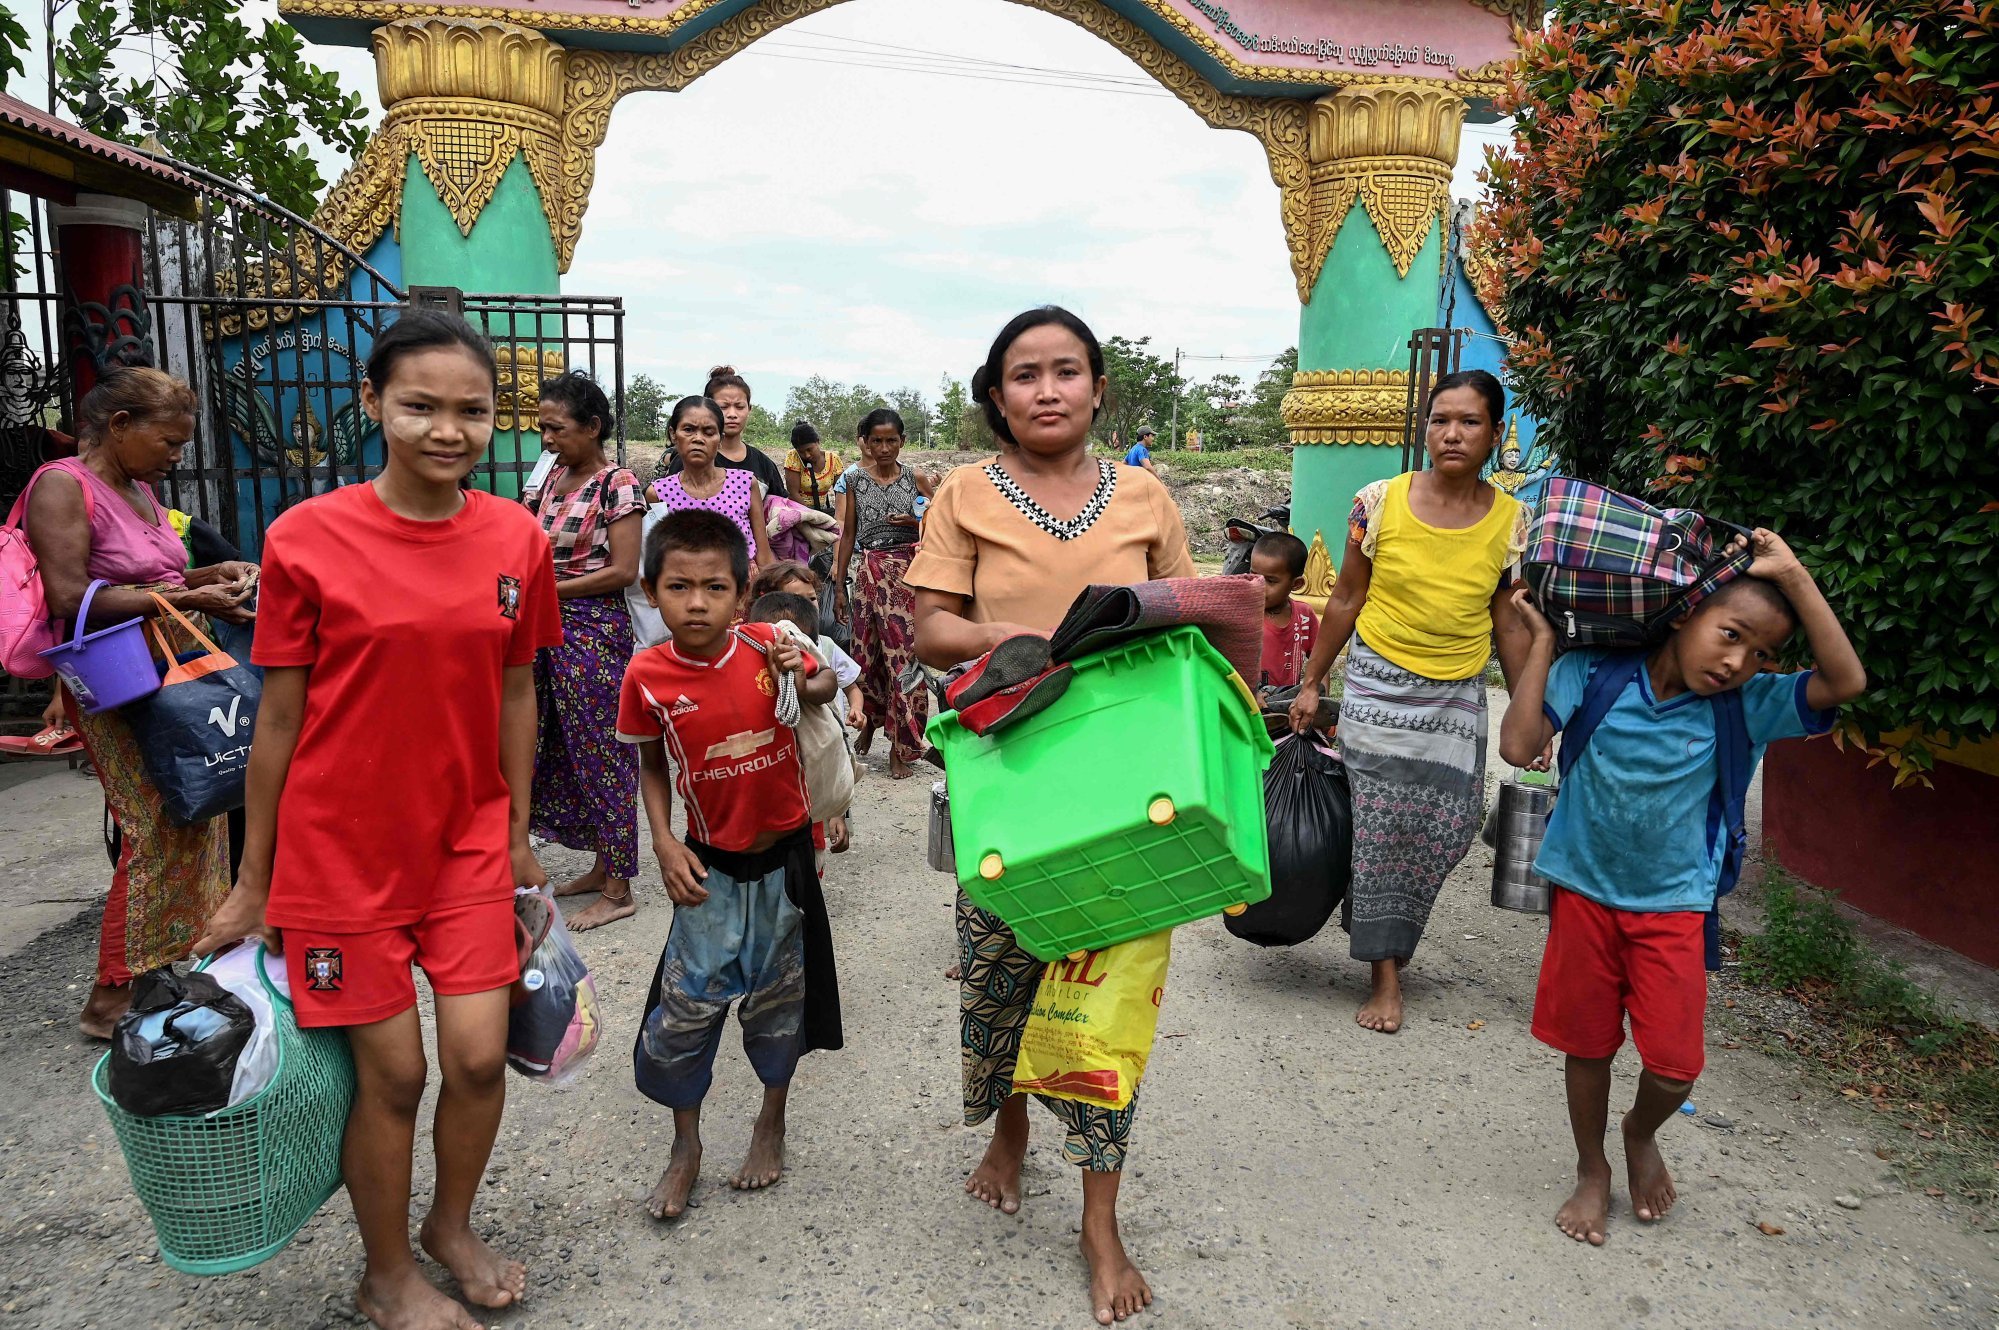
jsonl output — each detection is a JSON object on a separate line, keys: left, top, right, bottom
{"left": 127, "top": 595, "right": 261, "bottom": 825}
{"left": 1012, "top": 930, "right": 1172, "bottom": 1111}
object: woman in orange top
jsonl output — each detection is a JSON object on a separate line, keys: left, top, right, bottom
{"left": 910, "top": 307, "right": 1192, "bottom": 1327}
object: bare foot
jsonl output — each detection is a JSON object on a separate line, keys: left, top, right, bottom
{"left": 566, "top": 886, "right": 636, "bottom": 932}
{"left": 356, "top": 1264, "right": 481, "bottom": 1330}
{"left": 944, "top": 962, "right": 962, "bottom": 981}
{"left": 1623, "top": 1116, "right": 1678, "bottom": 1221}
{"left": 1081, "top": 1220, "right": 1153, "bottom": 1324}
{"left": 965, "top": 1105, "right": 1027, "bottom": 1214}
{"left": 79, "top": 983, "right": 129, "bottom": 1041}
{"left": 889, "top": 757, "right": 914, "bottom": 780}
{"left": 731, "top": 1113, "right": 785, "bottom": 1190}
{"left": 1354, "top": 990, "right": 1402, "bottom": 1033}
{"left": 1555, "top": 1160, "right": 1612, "bottom": 1245}
{"left": 418, "top": 1216, "right": 526, "bottom": 1311}
{"left": 855, "top": 723, "right": 877, "bottom": 756}
{"left": 646, "top": 1137, "right": 701, "bottom": 1220}
{"left": 554, "top": 866, "right": 605, "bottom": 898}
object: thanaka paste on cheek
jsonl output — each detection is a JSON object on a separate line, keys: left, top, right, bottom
{"left": 387, "top": 414, "right": 431, "bottom": 445}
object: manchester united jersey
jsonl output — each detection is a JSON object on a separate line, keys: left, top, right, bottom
{"left": 616, "top": 622, "right": 816, "bottom": 852}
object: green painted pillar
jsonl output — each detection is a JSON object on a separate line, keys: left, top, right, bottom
{"left": 399, "top": 154, "right": 558, "bottom": 296}
{"left": 1281, "top": 81, "right": 1465, "bottom": 580}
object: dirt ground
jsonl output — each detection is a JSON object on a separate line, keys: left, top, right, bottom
{"left": 1, "top": 706, "right": 1995, "bottom": 1329}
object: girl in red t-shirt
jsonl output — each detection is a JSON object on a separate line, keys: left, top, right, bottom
{"left": 196, "top": 310, "right": 558, "bottom": 1330}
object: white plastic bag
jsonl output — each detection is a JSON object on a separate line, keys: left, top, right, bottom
{"left": 768, "top": 620, "right": 859, "bottom": 820}
{"left": 507, "top": 887, "right": 601, "bottom": 1085}
{"left": 201, "top": 943, "right": 290, "bottom": 1108}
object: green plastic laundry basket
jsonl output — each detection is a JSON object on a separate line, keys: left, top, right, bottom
{"left": 92, "top": 946, "right": 354, "bottom": 1276}
{"left": 928, "top": 625, "right": 1275, "bottom": 961}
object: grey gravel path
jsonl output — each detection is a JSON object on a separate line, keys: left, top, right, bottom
{"left": 0, "top": 724, "right": 1993, "bottom": 1329}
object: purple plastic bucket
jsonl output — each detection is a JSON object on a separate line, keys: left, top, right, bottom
{"left": 38, "top": 580, "right": 160, "bottom": 714}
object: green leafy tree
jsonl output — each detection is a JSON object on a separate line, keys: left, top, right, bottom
{"left": 742, "top": 403, "right": 786, "bottom": 452}
{"left": 1483, "top": 0, "right": 1999, "bottom": 768}
{"left": 625, "top": 372, "right": 667, "bottom": 440}
{"left": 0, "top": 12, "right": 29, "bottom": 94}
{"left": 886, "top": 387, "right": 933, "bottom": 447}
{"left": 1100, "top": 335, "right": 1181, "bottom": 452}
{"left": 47, "top": 0, "right": 369, "bottom": 215}
{"left": 1242, "top": 347, "right": 1298, "bottom": 450}
{"left": 936, "top": 376, "right": 972, "bottom": 449}
{"left": 785, "top": 375, "right": 890, "bottom": 450}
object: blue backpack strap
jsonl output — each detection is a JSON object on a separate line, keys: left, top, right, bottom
{"left": 1556, "top": 651, "right": 1646, "bottom": 782}
{"left": 1702, "top": 688, "right": 1752, "bottom": 971}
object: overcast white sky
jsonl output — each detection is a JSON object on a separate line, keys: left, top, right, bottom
{"left": 23, "top": 0, "right": 1513, "bottom": 408}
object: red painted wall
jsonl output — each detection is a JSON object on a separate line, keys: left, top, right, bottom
{"left": 1764, "top": 738, "right": 1999, "bottom": 969}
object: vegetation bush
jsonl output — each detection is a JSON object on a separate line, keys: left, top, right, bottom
{"left": 1482, "top": 0, "right": 1999, "bottom": 770}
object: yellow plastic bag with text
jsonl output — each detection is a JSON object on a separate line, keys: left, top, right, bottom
{"left": 1011, "top": 930, "right": 1171, "bottom": 1111}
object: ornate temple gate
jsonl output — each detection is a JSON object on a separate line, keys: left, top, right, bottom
{"left": 275, "top": 0, "right": 1537, "bottom": 556}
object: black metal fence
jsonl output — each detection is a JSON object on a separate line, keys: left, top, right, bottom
{"left": 3, "top": 161, "right": 627, "bottom": 559}
{"left": 0, "top": 190, "right": 74, "bottom": 518}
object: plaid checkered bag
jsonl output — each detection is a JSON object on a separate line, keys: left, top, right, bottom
{"left": 1525, "top": 477, "right": 1751, "bottom": 648}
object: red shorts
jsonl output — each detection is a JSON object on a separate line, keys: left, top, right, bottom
{"left": 1531, "top": 888, "right": 1708, "bottom": 1082}
{"left": 283, "top": 897, "right": 517, "bottom": 1029}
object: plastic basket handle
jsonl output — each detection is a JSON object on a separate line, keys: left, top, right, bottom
{"left": 69, "top": 579, "right": 109, "bottom": 652}
{"left": 194, "top": 939, "right": 297, "bottom": 1015}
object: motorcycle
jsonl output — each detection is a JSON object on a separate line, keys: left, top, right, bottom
{"left": 1222, "top": 502, "right": 1292, "bottom": 576}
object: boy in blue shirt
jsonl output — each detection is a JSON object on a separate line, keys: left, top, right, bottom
{"left": 1500, "top": 528, "right": 1866, "bottom": 1246}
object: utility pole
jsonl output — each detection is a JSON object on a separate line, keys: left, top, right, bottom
{"left": 1170, "top": 347, "right": 1182, "bottom": 451}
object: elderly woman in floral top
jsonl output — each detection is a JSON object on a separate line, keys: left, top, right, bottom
{"left": 526, "top": 372, "right": 646, "bottom": 929}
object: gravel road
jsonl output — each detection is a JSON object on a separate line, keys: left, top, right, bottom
{"left": 0, "top": 725, "right": 1993, "bottom": 1329}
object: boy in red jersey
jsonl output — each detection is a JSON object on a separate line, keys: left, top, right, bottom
{"left": 619, "top": 509, "right": 845, "bottom": 1221}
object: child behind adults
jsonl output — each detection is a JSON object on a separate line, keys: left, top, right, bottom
{"left": 1250, "top": 531, "right": 1318, "bottom": 693}
{"left": 1499, "top": 529, "right": 1866, "bottom": 1246}
{"left": 751, "top": 562, "right": 866, "bottom": 732}
{"left": 621, "top": 511, "right": 845, "bottom": 1220}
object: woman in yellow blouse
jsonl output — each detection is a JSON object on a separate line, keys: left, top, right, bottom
{"left": 1287, "top": 369, "right": 1538, "bottom": 1035}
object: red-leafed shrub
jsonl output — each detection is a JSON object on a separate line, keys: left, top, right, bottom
{"left": 1482, "top": 0, "right": 1999, "bottom": 767}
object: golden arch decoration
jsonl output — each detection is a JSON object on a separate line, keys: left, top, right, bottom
{"left": 299, "top": 1, "right": 1511, "bottom": 301}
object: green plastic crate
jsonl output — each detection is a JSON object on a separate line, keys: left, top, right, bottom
{"left": 928, "top": 625, "right": 1275, "bottom": 960}
{"left": 93, "top": 946, "right": 354, "bottom": 1276}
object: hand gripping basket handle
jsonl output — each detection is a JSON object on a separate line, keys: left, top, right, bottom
{"left": 146, "top": 590, "right": 232, "bottom": 664}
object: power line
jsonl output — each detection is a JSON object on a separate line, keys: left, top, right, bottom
{"left": 756, "top": 40, "right": 1162, "bottom": 91}
{"left": 781, "top": 31, "right": 1161, "bottom": 88}
{"left": 744, "top": 48, "right": 1178, "bottom": 99}
{"left": 1181, "top": 352, "right": 1290, "bottom": 363}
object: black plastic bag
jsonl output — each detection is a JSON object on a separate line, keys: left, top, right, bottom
{"left": 108, "top": 968, "right": 255, "bottom": 1117}
{"left": 1227, "top": 735, "right": 1352, "bottom": 947}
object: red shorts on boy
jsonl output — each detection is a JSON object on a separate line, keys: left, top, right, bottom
{"left": 283, "top": 897, "right": 517, "bottom": 1029}
{"left": 1531, "top": 887, "right": 1708, "bottom": 1082}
